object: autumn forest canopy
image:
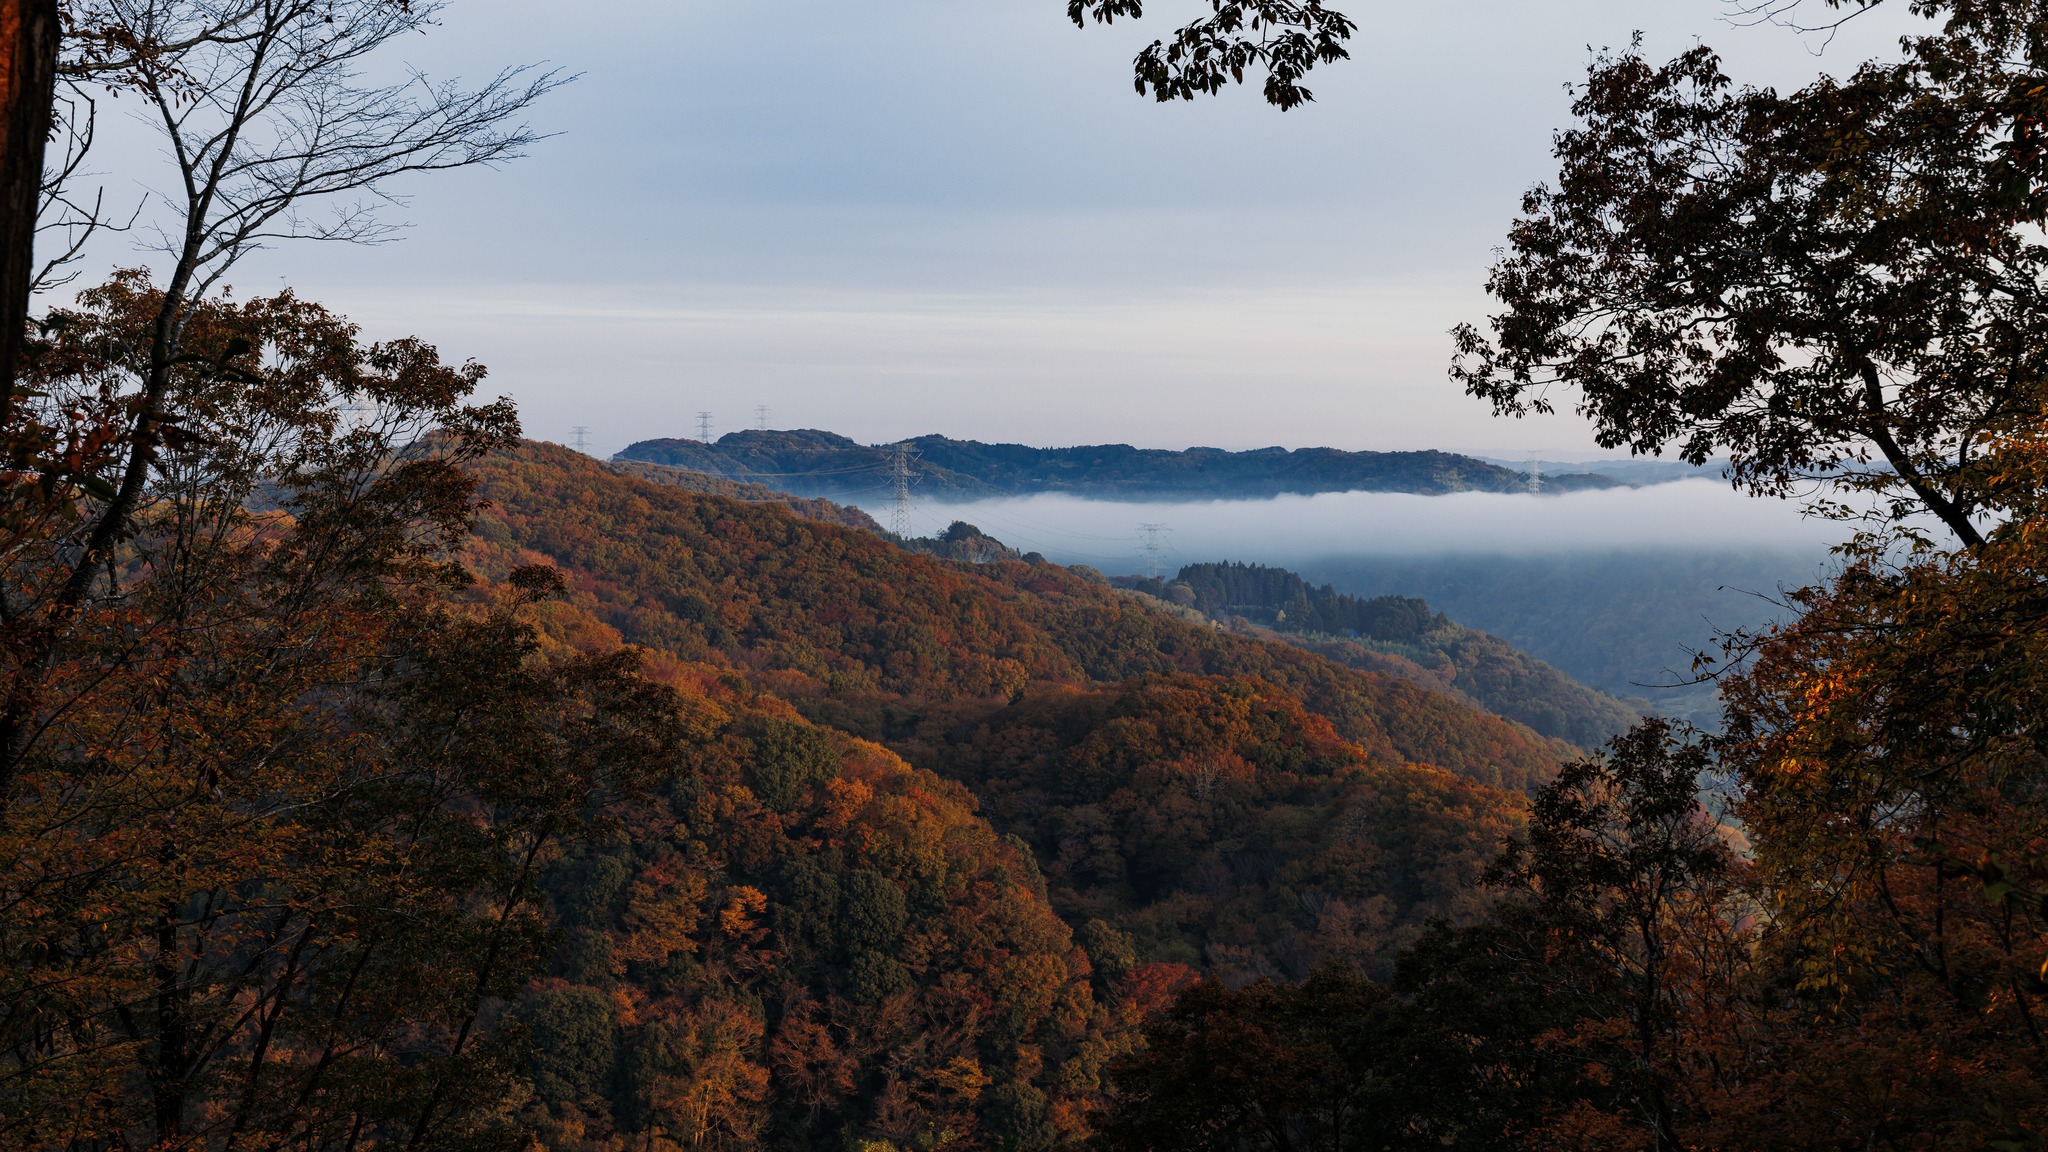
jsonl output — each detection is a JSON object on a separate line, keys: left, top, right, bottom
{"left": 8, "top": 1, "right": 2048, "bottom": 1151}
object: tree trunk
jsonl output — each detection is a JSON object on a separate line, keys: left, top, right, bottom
{"left": 0, "top": 0, "right": 56, "bottom": 408}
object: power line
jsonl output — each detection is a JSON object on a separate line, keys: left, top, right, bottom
{"left": 697, "top": 411, "right": 714, "bottom": 442}
{"left": 959, "top": 503, "right": 1153, "bottom": 543}
{"left": 687, "top": 461, "right": 892, "bottom": 479}
{"left": 570, "top": 425, "right": 589, "bottom": 453}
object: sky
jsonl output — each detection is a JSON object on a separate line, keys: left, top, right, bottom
{"left": 68, "top": 0, "right": 1925, "bottom": 459}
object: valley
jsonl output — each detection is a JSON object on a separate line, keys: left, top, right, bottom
{"left": 602, "top": 427, "right": 1838, "bottom": 734}
{"left": 11, "top": 1, "right": 2025, "bottom": 1143}
{"left": 454, "top": 441, "right": 1566, "bottom": 1144}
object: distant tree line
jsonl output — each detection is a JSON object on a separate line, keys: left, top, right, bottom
{"left": 1117, "top": 562, "right": 1642, "bottom": 748}
{"left": 1152, "top": 562, "right": 1443, "bottom": 642}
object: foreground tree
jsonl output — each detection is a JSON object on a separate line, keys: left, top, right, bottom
{"left": 1091, "top": 965, "right": 1421, "bottom": 1152}
{"left": 1387, "top": 722, "right": 1747, "bottom": 1151}
{"left": 0, "top": 0, "right": 54, "bottom": 394}
{"left": 1069, "top": 0, "right": 1356, "bottom": 109}
{"left": 1708, "top": 472, "right": 2048, "bottom": 1144}
{"left": 1447, "top": 5, "right": 2048, "bottom": 548}
{"left": 0, "top": 0, "right": 563, "bottom": 817}
{"left": 1094, "top": 722, "right": 1748, "bottom": 1152}
{"left": 1443, "top": 11, "right": 2048, "bottom": 1146}
{"left": 0, "top": 279, "right": 688, "bottom": 1149}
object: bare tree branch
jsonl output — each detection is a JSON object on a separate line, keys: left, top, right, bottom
{"left": 0, "top": 0, "right": 564, "bottom": 799}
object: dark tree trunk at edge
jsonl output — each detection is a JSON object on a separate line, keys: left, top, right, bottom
{"left": 0, "top": 0, "right": 56, "bottom": 403}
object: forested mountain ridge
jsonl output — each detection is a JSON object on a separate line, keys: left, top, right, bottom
{"left": 1300, "top": 550, "right": 1825, "bottom": 728}
{"left": 613, "top": 428, "right": 1619, "bottom": 500}
{"left": 1118, "top": 561, "right": 1642, "bottom": 747}
{"left": 459, "top": 440, "right": 1549, "bottom": 1145}
{"left": 606, "top": 456, "right": 883, "bottom": 530}
{"left": 501, "top": 595, "right": 1518, "bottom": 1147}
{"left": 506, "top": 644, "right": 1128, "bottom": 1150}
{"left": 469, "top": 440, "right": 1574, "bottom": 795}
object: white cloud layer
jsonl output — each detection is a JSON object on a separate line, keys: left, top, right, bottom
{"left": 881, "top": 481, "right": 1854, "bottom": 574}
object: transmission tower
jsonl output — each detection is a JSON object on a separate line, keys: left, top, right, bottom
{"left": 755, "top": 404, "right": 770, "bottom": 431}
{"left": 570, "top": 425, "right": 590, "bottom": 453}
{"left": 1138, "top": 523, "right": 1170, "bottom": 579}
{"left": 888, "top": 442, "right": 918, "bottom": 538}
{"left": 1525, "top": 457, "right": 1542, "bottom": 495}
{"left": 696, "top": 411, "right": 714, "bottom": 442}
{"left": 338, "top": 400, "right": 376, "bottom": 431}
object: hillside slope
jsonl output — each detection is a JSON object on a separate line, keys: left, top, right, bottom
{"left": 1298, "top": 550, "right": 1830, "bottom": 727}
{"left": 515, "top": 657, "right": 1123, "bottom": 1150}
{"left": 468, "top": 441, "right": 1573, "bottom": 795}
{"left": 911, "top": 674, "right": 1521, "bottom": 980}
{"left": 465, "top": 442, "right": 1554, "bottom": 1146}
{"left": 614, "top": 429, "right": 1617, "bottom": 501}
{"left": 1121, "top": 561, "right": 1642, "bottom": 747}
{"left": 606, "top": 456, "right": 882, "bottom": 530}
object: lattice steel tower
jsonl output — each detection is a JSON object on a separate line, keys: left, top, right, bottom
{"left": 889, "top": 443, "right": 917, "bottom": 538}
{"left": 1139, "top": 523, "right": 1170, "bottom": 579}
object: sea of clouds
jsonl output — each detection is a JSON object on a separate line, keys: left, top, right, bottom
{"left": 871, "top": 480, "right": 1854, "bottom": 574}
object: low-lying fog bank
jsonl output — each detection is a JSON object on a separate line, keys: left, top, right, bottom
{"left": 862, "top": 481, "right": 1851, "bottom": 727}
{"left": 1298, "top": 550, "right": 1829, "bottom": 728}
{"left": 880, "top": 480, "right": 1849, "bottom": 570}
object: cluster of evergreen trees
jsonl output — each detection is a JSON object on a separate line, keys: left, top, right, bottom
{"left": 1120, "top": 562, "right": 1641, "bottom": 748}
{"left": 1151, "top": 562, "right": 1442, "bottom": 641}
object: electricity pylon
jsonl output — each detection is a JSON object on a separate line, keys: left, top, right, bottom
{"left": 889, "top": 442, "right": 917, "bottom": 537}
{"left": 1139, "top": 523, "right": 1170, "bottom": 579}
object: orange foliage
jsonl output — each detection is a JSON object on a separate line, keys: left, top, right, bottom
{"left": 459, "top": 443, "right": 1559, "bottom": 1151}
{"left": 463, "top": 441, "right": 1570, "bottom": 795}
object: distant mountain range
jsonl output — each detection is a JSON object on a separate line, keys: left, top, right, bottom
{"left": 1474, "top": 455, "right": 1726, "bottom": 487}
{"left": 613, "top": 429, "right": 1624, "bottom": 501}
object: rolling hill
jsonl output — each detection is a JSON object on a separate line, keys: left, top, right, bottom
{"left": 612, "top": 429, "right": 1619, "bottom": 501}
{"left": 1117, "top": 561, "right": 1642, "bottom": 747}
{"left": 463, "top": 441, "right": 1581, "bottom": 1148}
{"left": 470, "top": 441, "right": 1574, "bottom": 795}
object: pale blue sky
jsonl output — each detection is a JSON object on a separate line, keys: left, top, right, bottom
{"left": 82, "top": 0, "right": 1923, "bottom": 457}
